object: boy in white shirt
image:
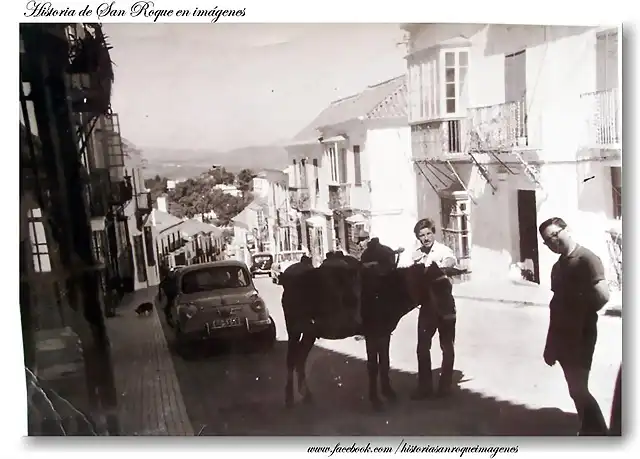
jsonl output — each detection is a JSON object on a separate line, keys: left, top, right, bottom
{"left": 411, "top": 218, "right": 458, "bottom": 399}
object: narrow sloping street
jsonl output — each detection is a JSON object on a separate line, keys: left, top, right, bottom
{"left": 160, "top": 278, "right": 621, "bottom": 436}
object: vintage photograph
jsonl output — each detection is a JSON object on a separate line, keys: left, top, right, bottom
{"left": 19, "top": 22, "right": 621, "bottom": 437}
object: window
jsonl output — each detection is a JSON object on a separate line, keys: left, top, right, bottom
{"left": 292, "top": 159, "right": 298, "bottom": 187}
{"left": 339, "top": 148, "right": 348, "bottom": 184}
{"left": 440, "top": 196, "right": 470, "bottom": 261}
{"left": 505, "top": 50, "right": 526, "bottom": 102}
{"left": 181, "top": 266, "right": 250, "bottom": 294}
{"left": 326, "top": 144, "right": 340, "bottom": 183}
{"left": 133, "top": 235, "right": 147, "bottom": 283}
{"left": 597, "top": 30, "right": 619, "bottom": 91}
{"left": 312, "top": 158, "right": 319, "bottom": 194}
{"left": 117, "top": 220, "right": 128, "bottom": 251}
{"left": 91, "top": 230, "right": 105, "bottom": 264}
{"left": 353, "top": 145, "right": 362, "bottom": 186}
{"left": 408, "top": 47, "right": 469, "bottom": 123}
{"left": 27, "top": 208, "right": 51, "bottom": 272}
{"left": 611, "top": 167, "right": 622, "bottom": 219}
{"left": 444, "top": 51, "right": 468, "bottom": 114}
{"left": 144, "top": 226, "right": 156, "bottom": 266}
{"left": 20, "top": 83, "right": 39, "bottom": 137}
{"left": 299, "top": 159, "right": 308, "bottom": 188}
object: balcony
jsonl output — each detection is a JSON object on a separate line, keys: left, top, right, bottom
{"left": 467, "top": 99, "right": 529, "bottom": 152}
{"left": 110, "top": 176, "right": 133, "bottom": 206}
{"left": 329, "top": 184, "right": 371, "bottom": 212}
{"left": 99, "top": 114, "right": 126, "bottom": 182}
{"left": 329, "top": 184, "right": 350, "bottom": 210}
{"left": 89, "top": 170, "right": 110, "bottom": 217}
{"left": 136, "top": 190, "right": 152, "bottom": 214}
{"left": 289, "top": 187, "right": 311, "bottom": 211}
{"left": 65, "top": 24, "right": 113, "bottom": 116}
{"left": 135, "top": 190, "right": 152, "bottom": 230}
{"left": 411, "top": 120, "right": 466, "bottom": 162}
{"left": 581, "top": 88, "right": 621, "bottom": 148}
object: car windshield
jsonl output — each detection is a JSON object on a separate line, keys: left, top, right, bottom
{"left": 253, "top": 255, "right": 272, "bottom": 264}
{"left": 181, "top": 266, "right": 251, "bottom": 294}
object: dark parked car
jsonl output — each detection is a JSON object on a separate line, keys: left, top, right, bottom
{"left": 249, "top": 252, "right": 273, "bottom": 278}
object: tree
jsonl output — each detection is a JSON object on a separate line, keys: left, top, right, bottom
{"left": 144, "top": 174, "right": 169, "bottom": 205}
{"left": 237, "top": 168, "right": 255, "bottom": 193}
{"left": 165, "top": 173, "right": 253, "bottom": 225}
{"left": 208, "top": 166, "right": 235, "bottom": 185}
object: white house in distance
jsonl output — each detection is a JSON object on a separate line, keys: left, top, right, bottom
{"left": 214, "top": 183, "right": 243, "bottom": 197}
{"left": 252, "top": 168, "right": 295, "bottom": 253}
{"left": 231, "top": 197, "right": 269, "bottom": 265}
{"left": 402, "top": 24, "right": 621, "bottom": 289}
{"left": 285, "top": 76, "right": 417, "bottom": 266}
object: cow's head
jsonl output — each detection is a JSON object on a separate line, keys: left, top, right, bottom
{"left": 402, "top": 262, "right": 451, "bottom": 308}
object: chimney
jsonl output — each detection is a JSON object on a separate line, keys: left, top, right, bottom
{"left": 157, "top": 195, "right": 168, "bottom": 213}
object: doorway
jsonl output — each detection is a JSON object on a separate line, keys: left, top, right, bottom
{"left": 517, "top": 190, "right": 540, "bottom": 284}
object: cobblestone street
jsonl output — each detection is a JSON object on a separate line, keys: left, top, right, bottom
{"left": 158, "top": 277, "right": 622, "bottom": 436}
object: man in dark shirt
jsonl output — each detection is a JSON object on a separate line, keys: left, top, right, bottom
{"left": 609, "top": 364, "right": 621, "bottom": 435}
{"left": 539, "top": 217, "right": 610, "bottom": 436}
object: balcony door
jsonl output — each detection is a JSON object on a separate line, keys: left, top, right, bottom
{"left": 597, "top": 30, "right": 619, "bottom": 92}
{"left": 505, "top": 50, "right": 526, "bottom": 103}
{"left": 505, "top": 50, "right": 528, "bottom": 142}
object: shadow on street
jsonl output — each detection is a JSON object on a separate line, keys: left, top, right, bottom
{"left": 160, "top": 317, "right": 578, "bottom": 436}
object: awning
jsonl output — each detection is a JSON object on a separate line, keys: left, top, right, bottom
{"left": 305, "top": 215, "right": 327, "bottom": 227}
{"left": 346, "top": 213, "right": 367, "bottom": 224}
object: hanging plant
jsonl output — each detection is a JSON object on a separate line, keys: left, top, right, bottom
{"left": 67, "top": 24, "right": 115, "bottom": 116}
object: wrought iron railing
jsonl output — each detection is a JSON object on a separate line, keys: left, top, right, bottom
{"left": 467, "top": 98, "right": 528, "bottom": 151}
{"left": 411, "top": 119, "right": 466, "bottom": 161}
{"left": 581, "top": 88, "right": 620, "bottom": 146}
{"left": 328, "top": 184, "right": 350, "bottom": 210}
{"left": 289, "top": 187, "right": 310, "bottom": 211}
{"left": 110, "top": 178, "right": 133, "bottom": 206}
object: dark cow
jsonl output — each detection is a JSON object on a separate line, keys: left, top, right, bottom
{"left": 280, "top": 244, "right": 461, "bottom": 410}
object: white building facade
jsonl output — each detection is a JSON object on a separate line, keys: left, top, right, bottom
{"left": 286, "top": 77, "right": 419, "bottom": 265}
{"left": 403, "top": 24, "right": 621, "bottom": 289}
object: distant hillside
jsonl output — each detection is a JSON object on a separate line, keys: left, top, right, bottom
{"left": 140, "top": 144, "right": 290, "bottom": 180}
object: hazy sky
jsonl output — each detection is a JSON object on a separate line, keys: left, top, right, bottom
{"left": 105, "top": 23, "right": 407, "bottom": 154}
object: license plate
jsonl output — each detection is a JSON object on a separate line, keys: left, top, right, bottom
{"left": 209, "top": 317, "right": 242, "bottom": 329}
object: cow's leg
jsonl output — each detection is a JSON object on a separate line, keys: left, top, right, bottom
{"left": 365, "top": 334, "right": 382, "bottom": 410}
{"left": 379, "top": 333, "right": 397, "bottom": 402}
{"left": 285, "top": 332, "right": 301, "bottom": 408}
{"left": 296, "top": 333, "right": 316, "bottom": 404}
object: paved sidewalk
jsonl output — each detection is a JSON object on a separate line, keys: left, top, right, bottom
{"left": 105, "top": 287, "right": 194, "bottom": 436}
{"left": 453, "top": 279, "right": 622, "bottom": 317}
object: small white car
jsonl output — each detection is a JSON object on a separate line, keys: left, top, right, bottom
{"left": 168, "top": 260, "right": 276, "bottom": 354}
{"left": 271, "top": 250, "right": 307, "bottom": 285}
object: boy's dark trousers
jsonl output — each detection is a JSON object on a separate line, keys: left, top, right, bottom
{"left": 415, "top": 308, "right": 456, "bottom": 395}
